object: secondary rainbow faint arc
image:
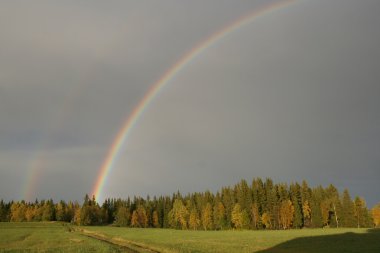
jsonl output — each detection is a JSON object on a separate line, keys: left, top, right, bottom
{"left": 92, "top": 0, "right": 297, "bottom": 200}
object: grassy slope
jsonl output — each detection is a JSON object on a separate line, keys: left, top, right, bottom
{"left": 0, "top": 222, "right": 121, "bottom": 253}
{"left": 85, "top": 226, "right": 380, "bottom": 253}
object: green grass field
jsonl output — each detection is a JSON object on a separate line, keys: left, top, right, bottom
{"left": 0, "top": 222, "right": 122, "bottom": 253}
{"left": 1, "top": 222, "right": 379, "bottom": 253}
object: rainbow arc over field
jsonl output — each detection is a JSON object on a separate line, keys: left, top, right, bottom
{"left": 92, "top": 0, "right": 297, "bottom": 201}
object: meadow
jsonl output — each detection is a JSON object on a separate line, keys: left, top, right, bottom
{"left": 1, "top": 222, "right": 379, "bottom": 253}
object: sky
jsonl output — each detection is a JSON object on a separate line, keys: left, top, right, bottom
{"left": 0, "top": 0, "right": 379, "bottom": 207}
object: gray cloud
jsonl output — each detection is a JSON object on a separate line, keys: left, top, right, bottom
{"left": 1, "top": 0, "right": 379, "bottom": 207}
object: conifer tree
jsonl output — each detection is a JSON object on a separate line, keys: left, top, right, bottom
{"left": 290, "top": 183, "right": 303, "bottom": 228}
{"left": 252, "top": 178, "right": 265, "bottom": 216}
{"left": 325, "top": 184, "right": 342, "bottom": 228}
{"left": 115, "top": 206, "right": 130, "bottom": 227}
{"left": 213, "top": 201, "right": 226, "bottom": 230}
{"left": 221, "top": 187, "right": 234, "bottom": 228}
{"left": 310, "top": 186, "right": 324, "bottom": 228}
{"left": 341, "top": 189, "right": 355, "bottom": 227}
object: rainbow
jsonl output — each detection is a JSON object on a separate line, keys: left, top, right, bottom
{"left": 92, "top": 0, "right": 297, "bottom": 201}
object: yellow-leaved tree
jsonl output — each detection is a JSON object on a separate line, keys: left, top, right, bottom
{"left": 372, "top": 203, "right": 380, "bottom": 227}
{"left": 279, "top": 200, "right": 294, "bottom": 229}
{"left": 201, "top": 203, "right": 213, "bottom": 230}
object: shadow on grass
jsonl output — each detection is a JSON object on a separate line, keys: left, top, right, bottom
{"left": 256, "top": 229, "right": 380, "bottom": 253}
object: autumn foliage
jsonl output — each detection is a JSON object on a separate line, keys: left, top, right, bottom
{"left": 0, "top": 178, "right": 376, "bottom": 230}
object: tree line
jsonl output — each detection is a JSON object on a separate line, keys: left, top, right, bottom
{"left": 1, "top": 178, "right": 379, "bottom": 230}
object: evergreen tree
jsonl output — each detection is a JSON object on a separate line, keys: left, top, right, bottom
{"left": 221, "top": 187, "right": 234, "bottom": 228}
{"left": 213, "top": 201, "right": 226, "bottom": 230}
{"left": 341, "top": 189, "right": 355, "bottom": 227}
{"left": 310, "top": 186, "right": 324, "bottom": 228}
{"left": 325, "top": 184, "right": 342, "bottom": 228}
{"left": 290, "top": 183, "right": 303, "bottom": 228}
{"left": 114, "top": 206, "right": 130, "bottom": 227}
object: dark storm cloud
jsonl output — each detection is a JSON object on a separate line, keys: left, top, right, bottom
{"left": 0, "top": 0, "right": 379, "bottom": 207}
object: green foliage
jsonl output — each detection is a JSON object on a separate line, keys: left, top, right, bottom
{"left": 289, "top": 183, "right": 303, "bottom": 228}
{"left": 114, "top": 206, "right": 130, "bottom": 227}
{"left": 341, "top": 189, "right": 356, "bottom": 227}
{"left": 0, "top": 178, "right": 375, "bottom": 231}
{"left": 168, "top": 199, "right": 188, "bottom": 229}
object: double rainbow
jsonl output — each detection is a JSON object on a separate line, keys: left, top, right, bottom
{"left": 91, "top": 0, "right": 297, "bottom": 201}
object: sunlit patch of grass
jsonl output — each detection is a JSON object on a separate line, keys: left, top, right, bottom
{"left": 1, "top": 223, "right": 379, "bottom": 252}
{"left": 0, "top": 222, "right": 121, "bottom": 253}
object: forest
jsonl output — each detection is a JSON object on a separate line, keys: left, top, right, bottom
{"left": 1, "top": 178, "right": 380, "bottom": 230}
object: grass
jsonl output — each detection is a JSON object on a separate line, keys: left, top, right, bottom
{"left": 0, "top": 222, "right": 122, "bottom": 253}
{"left": 85, "top": 226, "right": 380, "bottom": 253}
{"left": 1, "top": 222, "right": 379, "bottom": 253}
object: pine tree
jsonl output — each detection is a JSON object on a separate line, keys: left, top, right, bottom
{"left": 310, "top": 186, "right": 324, "bottom": 228}
{"left": 290, "top": 183, "right": 303, "bottom": 228}
{"left": 0, "top": 200, "right": 9, "bottom": 222}
{"left": 252, "top": 178, "right": 265, "bottom": 216}
{"left": 221, "top": 187, "right": 234, "bottom": 228}
{"left": 55, "top": 201, "right": 67, "bottom": 222}
{"left": 213, "top": 201, "right": 226, "bottom": 230}
{"left": 115, "top": 206, "right": 130, "bottom": 227}
{"left": 325, "top": 184, "right": 342, "bottom": 228}
{"left": 341, "top": 189, "right": 355, "bottom": 227}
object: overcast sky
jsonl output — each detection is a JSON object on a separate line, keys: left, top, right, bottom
{"left": 1, "top": 0, "right": 379, "bottom": 207}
